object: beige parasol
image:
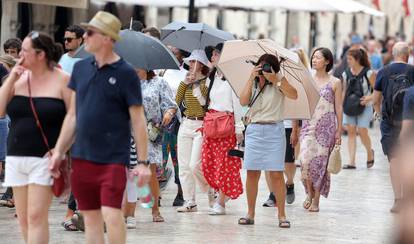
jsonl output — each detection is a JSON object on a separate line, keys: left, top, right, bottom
{"left": 217, "top": 39, "right": 320, "bottom": 120}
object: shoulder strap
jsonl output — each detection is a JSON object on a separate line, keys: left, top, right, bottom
{"left": 27, "top": 75, "right": 51, "bottom": 155}
{"left": 248, "top": 78, "right": 268, "bottom": 108}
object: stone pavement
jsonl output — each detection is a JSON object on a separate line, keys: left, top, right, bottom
{"left": 0, "top": 123, "right": 397, "bottom": 244}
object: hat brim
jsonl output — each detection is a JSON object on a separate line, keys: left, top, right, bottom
{"left": 183, "top": 57, "right": 209, "bottom": 67}
{"left": 81, "top": 22, "right": 121, "bottom": 41}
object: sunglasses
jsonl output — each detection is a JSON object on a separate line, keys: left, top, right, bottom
{"left": 86, "top": 29, "right": 99, "bottom": 37}
{"left": 64, "top": 37, "right": 75, "bottom": 43}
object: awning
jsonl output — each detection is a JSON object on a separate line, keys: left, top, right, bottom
{"left": 208, "top": 0, "right": 385, "bottom": 16}
{"left": 16, "top": 0, "right": 88, "bottom": 9}
{"left": 92, "top": 0, "right": 209, "bottom": 7}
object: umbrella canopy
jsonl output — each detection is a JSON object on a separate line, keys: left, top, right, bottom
{"left": 74, "top": 29, "right": 180, "bottom": 70}
{"left": 160, "top": 21, "right": 235, "bottom": 53}
{"left": 217, "top": 39, "right": 320, "bottom": 120}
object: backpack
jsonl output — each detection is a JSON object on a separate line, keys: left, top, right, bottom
{"left": 382, "top": 65, "right": 414, "bottom": 126}
{"left": 343, "top": 67, "right": 370, "bottom": 116}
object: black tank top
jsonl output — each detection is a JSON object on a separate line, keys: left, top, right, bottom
{"left": 7, "top": 96, "right": 66, "bottom": 157}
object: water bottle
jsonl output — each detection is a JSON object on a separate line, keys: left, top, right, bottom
{"left": 135, "top": 179, "right": 154, "bottom": 208}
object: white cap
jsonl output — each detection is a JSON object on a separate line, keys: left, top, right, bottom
{"left": 183, "top": 49, "right": 210, "bottom": 67}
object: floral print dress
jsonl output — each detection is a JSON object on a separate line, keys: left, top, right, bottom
{"left": 131, "top": 77, "right": 177, "bottom": 164}
{"left": 300, "top": 79, "right": 337, "bottom": 198}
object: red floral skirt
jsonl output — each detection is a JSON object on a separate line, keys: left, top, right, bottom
{"left": 201, "top": 134, "right": 243, "bottom": 199}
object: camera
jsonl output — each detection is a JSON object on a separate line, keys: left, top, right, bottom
{"left": 258, "top": 63, "right": 271, "bottom": 75}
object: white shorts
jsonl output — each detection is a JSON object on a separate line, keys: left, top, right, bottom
{"left": 3, "top": 156, "right": 53, "bottom": 187}
{"left": 125, "top": 169, "right": 138, "bottom": 203}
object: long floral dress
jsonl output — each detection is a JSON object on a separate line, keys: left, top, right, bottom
{"left": 300, "top": 79, "right": 337, "bottom": 198}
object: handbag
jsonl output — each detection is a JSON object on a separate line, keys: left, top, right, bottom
{"left": 327, "top": 145, "right": 342, "bottom": 174}
{"left": 27, "top": 76, "right": 70, "bottom": 197}
{"left": 203, "top": 111, "right": 235, "bottom": 139}
{"left": 147, "top": 121, "right": 163, "bottom": 143}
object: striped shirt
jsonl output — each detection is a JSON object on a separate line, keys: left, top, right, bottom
{"left": 176, "top": 79, "right": 208, "bottom": 118}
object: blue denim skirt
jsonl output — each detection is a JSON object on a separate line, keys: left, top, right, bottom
{"left": 244, "top": 122, "right": 286, "bottom": 171}
{"left": 0, "top": 116, "right": 9, "bottom": 161}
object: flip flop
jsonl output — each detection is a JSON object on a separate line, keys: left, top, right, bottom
{"left": 342, "top": 164, "right": 356, "bottom": 169}
{"left": 152, "top": 214, "right": 165, "bottom": 222}
{"left": 367, "top": 149, "right": 375, "bottom": 168}
{"left": 309, "top": 205, "right": 320, "bottom": 212}
{"left": 278, "top": 219, "right": 291, "bottom": 228}
{"left": 238, "top": 217, "right": 255, "bottom": 225}
{"left": 303, "top": 196, "right": 312, "bottom": 209}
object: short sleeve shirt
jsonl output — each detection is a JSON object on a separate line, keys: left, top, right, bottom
{"left": 342, "top": 69, "right": 373, "bottom": 96}
{"left": 374, "top": 63, "right": 414, "bottom": 122}
{"left": 403, "top": 86, "right": 414, "bottom": 120}
{"left": 68, "top": 57, "right": 142, "bottom": 165}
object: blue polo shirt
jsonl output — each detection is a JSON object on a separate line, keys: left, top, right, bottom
{"left": 68, "top": 56, "right": 142, "bottom": 165}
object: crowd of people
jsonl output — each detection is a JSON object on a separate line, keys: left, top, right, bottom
{"left": 0, "top": 10, "right": 413, "bottom": 244}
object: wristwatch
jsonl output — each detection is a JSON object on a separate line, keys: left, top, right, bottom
{"left": 137, "top": 160, "right": 150, "bottom": 166}
{"left": 276, "top": 81, "right": 282, "bottom": 87}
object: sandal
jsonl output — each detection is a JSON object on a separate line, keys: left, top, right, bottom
{"left": 62, "top": 219, "right": 78, "bottom": 231}
{"left": 367, "top": 149, "right": 375, "bottom": 168}
{"left": 238, "top": 217, "right": 254, "bottom": 225}
{"left": 342, "top": 164, "right": 356, "bottom": 169}
{"left": 152, "top": 214, "right": 165, "bottom": 222}
{"left": 0, "top": 199, "right": 15, "bottom": 208}
{"left": 303, "top": 196, "right": 312, "bottom": 209}
{"left": 309, "top": 205, "right": 320, "bottom": 212}
{"left": 278, "top": 219, "right": 291, "bottom": 228}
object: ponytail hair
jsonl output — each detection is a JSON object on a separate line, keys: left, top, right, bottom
{"left": 347, "top": 48, "right": 370, "bottom": 68}
{"left": 27, "top": 31, "right": 63, "bottom": 68}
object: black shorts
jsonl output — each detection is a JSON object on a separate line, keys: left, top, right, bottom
{"left": 285, "top": 128, "right": 295, "bottom": 163}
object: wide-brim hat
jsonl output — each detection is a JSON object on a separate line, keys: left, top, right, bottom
{"left": 81, "top": 11, "right": 121, "bottom": 41}
{"left": 183, "top": 49, "right": 210, "bottom": 67}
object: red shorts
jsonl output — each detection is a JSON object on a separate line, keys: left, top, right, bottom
{"left": 71, "top": 158, "right": 126, "bottom": 210}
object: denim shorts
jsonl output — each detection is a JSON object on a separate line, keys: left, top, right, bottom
{"left": 343, "top": 105, "right": 373, "bottom": 128}
{"left": 0, "top": 116, "right": 10, "bottom": 161}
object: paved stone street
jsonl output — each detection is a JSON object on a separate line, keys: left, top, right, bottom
{"left": 0, "top": 123, "right": 396, "bottom": 244}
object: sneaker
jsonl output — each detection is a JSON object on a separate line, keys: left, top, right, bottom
{"left": 262, "top": 193, "right": 276, "bottom": 207}
{"left": 177, "top": 201, "right": 198, "bottom": 213}
{"left": 209, "top": 202, "right": 226, "bottom": 215}
{"left": 172, "top": 193, "right": 185, "bottom": 207}
{"left": 208, "top": 188, "right": 217, "bottom": 208}
{"left": 286, "top": 184, "right": 295, "bottom": 204}
{"left": 125, "top": 216, "right": 136, "bottom": 229}
{"left": 159, "top": 167, "right": 173, "bottom": 192}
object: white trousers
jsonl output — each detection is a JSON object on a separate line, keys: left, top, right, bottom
{"left": 177, "top": 118, "right": 209, "bottom": 203}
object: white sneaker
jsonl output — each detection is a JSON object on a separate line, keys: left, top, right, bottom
{"left": 209, "top": 202, "right": 226, "bottom": 215}
{"left": 208, "top": 188, "right": 217, "bottom": 208}
{"left": 125, "top": 216, "right": 136, "bottom": 229}
{"left": 176, "top": 201, "right": 198, "bottom": 213}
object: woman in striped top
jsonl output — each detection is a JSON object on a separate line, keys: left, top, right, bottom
{"left": 175, "top": 49, "right": 212, "bottom": 212}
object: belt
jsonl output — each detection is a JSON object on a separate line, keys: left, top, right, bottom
{"left": 252, "top": 121, "right": 277, "bottom": 125}
{"left": 186, "top": 116, "right": 204, "bottom": 121}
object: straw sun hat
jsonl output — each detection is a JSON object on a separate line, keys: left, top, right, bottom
{"left": 81, "top": 11, "right": 122, "bottom": 41}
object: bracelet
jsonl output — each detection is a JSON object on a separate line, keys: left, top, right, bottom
{"left": 137, "top": 160, "right": 150, "bottom": 166}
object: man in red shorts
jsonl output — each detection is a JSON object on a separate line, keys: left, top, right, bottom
{"left": 50, "top": 11, "right": 151, "bottom": 244}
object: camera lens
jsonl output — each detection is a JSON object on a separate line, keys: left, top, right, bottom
{"left": 262, "top": 63, "right": 271, "bottom": 73}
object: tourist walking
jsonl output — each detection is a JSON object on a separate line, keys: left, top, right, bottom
{"left": 175, "top": 49, "right": 211, "bottom": 212}
{"left": 300, "top": 47, "right": 343, "bottom": 212}
{"left": 49, "top": 11, "right": 151, "bottom": 244}
{"left": 0, "top": 31, "right": 69, "bottom": 243}
{"left": 201, "top": 43, "right": 244, "bottom": 215}
{"left": 238, "top": 54, "right": 298, "bottom": 228}
{"left": 372, "top": 42, "right": 414, "bottom": 213}
{"left": 342, "top": 48, "right": 375, "bottom": 169}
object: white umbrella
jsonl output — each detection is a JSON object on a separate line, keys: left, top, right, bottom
{"left": 217, "top": 39, "right": 320, "bottom": 120}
